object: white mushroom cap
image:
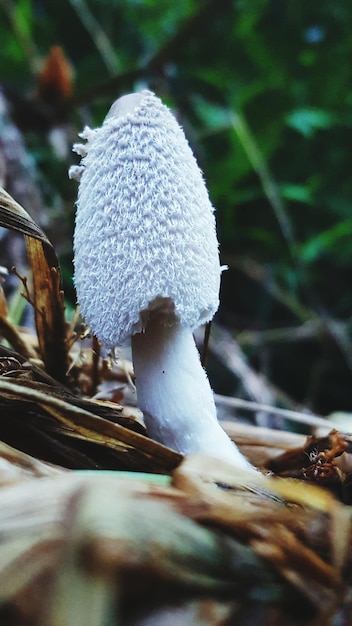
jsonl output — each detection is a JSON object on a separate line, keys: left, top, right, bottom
{"left": 72, "top": 90, "right": 221, "bottom": 348}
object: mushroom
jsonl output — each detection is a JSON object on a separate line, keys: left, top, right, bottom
{"left": 70, "top": 90, "right": 252, "bottom": 469}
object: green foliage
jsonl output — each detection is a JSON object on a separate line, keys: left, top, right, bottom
{"left": 285, "top": 108, "right": 336, "bottom": 138}
{"left": 299, "top": 219, "right": 352, "bottom": 264}
{"left": 1, "top": 0, "right": 352, "bottom": 411}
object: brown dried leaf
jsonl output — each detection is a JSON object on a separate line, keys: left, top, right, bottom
{"left": 0, "top": 187, "right": 68, "bottom": 382}
{"left": 0, "top": 376, "right": 182, "bottom": 473}
{"left": 0, "top": 440, "right": 64, "bottom": 486}
{"left": 24, "top": 237, "right": 68, "bottom": 383}
{"left": 0, "top": 473, "right": 282, "bottom": 625}
{"left": 172, "top": 454, "right": 351, "bottom": 617}
{"left": 223, "top": 420, "right": 307, "bottom": 467}
{"left": 267, "top": 429, "right": 352, "bottom": 504}
{"left": 0, "top": 187, "right": 50, "bottom": 243}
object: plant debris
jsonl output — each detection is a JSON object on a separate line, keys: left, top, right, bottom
{"left": 0, "top": 186, "right": 352, "bottom": 625}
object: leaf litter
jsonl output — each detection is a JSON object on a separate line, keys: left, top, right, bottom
{"left": 0, "top": 187, "right": 352, "bottom": 625}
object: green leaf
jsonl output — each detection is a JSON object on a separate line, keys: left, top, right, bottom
{"left": 192, "top": 96, "right": 231, "bottom": 130}
{"left": 300, "top": 219, "right": 352, "bottom": 263}
{"left": 13, "top": 0, "right": 33, "bottom": 40}
{"left": 281, "top": 184, "right": 313, "bottom": 205}
{"left": 285, "top": 108, "right": 335, "bottom": 138}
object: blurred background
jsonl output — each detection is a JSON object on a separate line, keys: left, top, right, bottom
{"left": 1, "top": 0, "right": 352, "bottom": 420}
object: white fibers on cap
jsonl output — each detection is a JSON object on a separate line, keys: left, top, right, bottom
{"left": 72, "top": 91, "right": 221, "bottom": 348}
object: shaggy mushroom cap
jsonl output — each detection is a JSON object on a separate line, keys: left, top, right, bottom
{"left": 71, "top": 90, "right": 221, "bottom": 348}
{"left": 71, "top": 91, "right": 255, "bottom": 469}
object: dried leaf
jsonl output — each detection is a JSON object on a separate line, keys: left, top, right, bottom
{"left": 172, "top": 454, "right": 351, "bottom": 617}
{"left": 0, "top": 473, "right": 284, "bottom": 625}
{"left": 36, "top": 46, "right": 73, "bottom": 103}
{"left": 0, "top": 440, "right": 63, "bottom": 486}
{"left": 0, "top": 376, "right": 182, "bottom": 472}
{"left": 0, "top": 187, "right": 68, "bottom": 382}
{"left": 0, "top": 187, "right": 50, "bottom": 243}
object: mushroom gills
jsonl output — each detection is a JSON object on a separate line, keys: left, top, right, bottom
{"left": 132, "top": 314, "right": 252, "bottom": 468}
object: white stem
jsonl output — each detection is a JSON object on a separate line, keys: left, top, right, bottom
{"left": 131, "top": 318, "right": 253, "bottom": 468}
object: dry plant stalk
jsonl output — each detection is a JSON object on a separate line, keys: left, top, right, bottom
{"left": 0, "top": 457, "right": 351, "bottom": 625}
{"left": 0, "top": 281, "right": 35, "bottom": 359}
{"left": 0, "top": 368, "right": 182, "bottom": 473}
{"left": 1, "top": 349, "right": 352, "bottom": 623}
{"left": 0, "top": 187, "right": 68, "bottom": 382}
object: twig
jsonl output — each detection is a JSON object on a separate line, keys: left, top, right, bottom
{"left": 225, "top": 255, "right": 313, "bottom": 323}
{"left": 1, "top": 0, "right": 41, "bottom": 74}
{"left": 90, "top": 335, "right": 101, "bottom": 396}
{"left": 69, "top": 0, "right": 121, "bottom": 74}
{"left": 11, "top": 266, "right": 35, "bottom": 307}
{"left": 146, "top": 0, "right": 232, "bottom": 73}
{"left": 201, "top": 322, "right": 274, "bottom": 406}
{"left": 0, "top": 317, "right": 34, "bottom": 359}
{"left": 320, "top": 315, "right": 352, "bottom": 377}
{"left": 215, "top": 394, "right": 331, "bottom": 432}
{"left": 236, "top": 320, "right": 324, "bottom": 348}
{"left": 230, "top": 110, "right": 298, "bottom": 274}
{"left": 73, "top": 0, "right": 232, "bottom": 105}
{"left": 0, "top": 377, "right": 182, "bottom": 468}
{"left": 200, "top": 321, "right": 211, "bottom": 367}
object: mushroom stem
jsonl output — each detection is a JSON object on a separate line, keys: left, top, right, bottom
{"left": 131, "top": 316, "right": 252, "bottom": 468}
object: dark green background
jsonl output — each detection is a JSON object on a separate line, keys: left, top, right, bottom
{"left": 1, "top": 0, "right": 352, "bottom": 415}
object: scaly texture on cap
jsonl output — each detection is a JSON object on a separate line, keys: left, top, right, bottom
{"left": 71, "top": 91, "right": 221, "bottom": 348}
